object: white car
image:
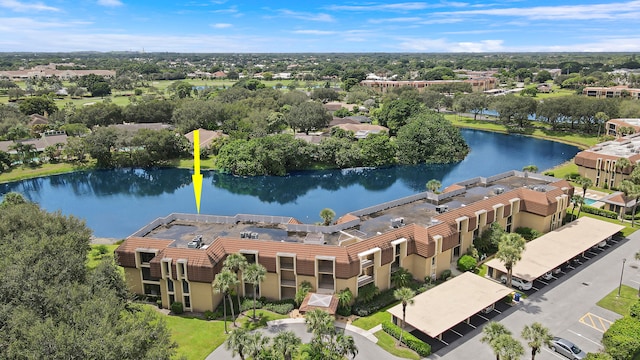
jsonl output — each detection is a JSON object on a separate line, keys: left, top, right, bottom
{"left": 500, "top": 274, "right": 533, "bottom": 291}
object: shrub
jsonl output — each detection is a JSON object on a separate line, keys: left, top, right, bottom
{"left": 352, "top": 288, "right": 396, "bottom": 317}
{"left": 457, "top": 255, "right": 477, "bottom": 272}
{"left": 630, "top": 300, "right": 640, "bottom": 318}
{"left": 156, "top": 298, "right": 163, "bottom": 308}
{"left": 355, "top": 283, "right": 379, "bottom": 304}
{"left": 204, "top": 310, "right": 218, "bottom": 320}
{"left": 382, "top": 321, "right": 431, "bottom": 356}
{"left": 503, "top": 294, "right": 513, "bottom": 304}
{"left": 543, "top": 171, "right": 554, "bottom": 177}
{"left": 440, "top": 269, "right": 452, "bottom": 281}
{"left": 171, "top": 302, "right": 184, "bottom": 314}
{"left": 337, "top": 306, "right": 352, "bottom": 317}
{"left": 515, "top": 227, "right": 543, "bottom": 241}
{"left": 602, "top": 316, "right": 640, "bottom": 360}
{"left": 295, "top": 281, "right": 313, "bottom": 306}
{"left": 581, "top": 205, "right": 618, "bottom": 219}
{"left": 264, "top": 303, "right": 294, "bottom": 315}
{"left": 240, "top": 298, "right": 263, "bottom": 312}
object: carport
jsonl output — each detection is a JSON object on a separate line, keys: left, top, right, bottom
{"left": 485, "top": 217, "right": 624, "bottom": 282}
{"left": 387, "top": 272, "right": 512, "bottom": 342}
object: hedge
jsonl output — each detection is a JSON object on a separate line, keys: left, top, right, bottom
{"left": 264, "top": 303, "right": 294, "bottom": 315}
{"left": 581, "top": 205, "right": 618, "bottom": 219}
{"left": 457, "top": 255, "right": 477, "bottom": 272}
{"left": 382, "top": 321, "right": 431, "bottom": 357}
{"left": 352, "top": 288, "right": 396, "bottom": 316}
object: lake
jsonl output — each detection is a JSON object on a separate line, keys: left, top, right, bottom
{"left": 0, "top": 129, "right": 580, "bottom": 238}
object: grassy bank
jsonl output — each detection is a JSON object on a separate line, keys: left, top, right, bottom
{"left": 0, "top": 161, "right": 96, "bottom": 184}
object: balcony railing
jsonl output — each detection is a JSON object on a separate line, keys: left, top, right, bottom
{"left": 317, "top": 263, "right": 333, "bottom": 274}
{"left": 358, "top": 274, "right": 374, "bottom": 288}
{"left": 360, "top": 259, "right": 373, "bottom": 270}
{"left": 280, "top": 279, "right": 296, "bottom": 287}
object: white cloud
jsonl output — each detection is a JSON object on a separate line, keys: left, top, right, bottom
{"left": 0, "top": 17, "right": 88, "bottom": 30}
{"left": 396, "top": 37, "right": 505, "bottom": 52}
{"left": 97, "top": 0, "right": 123, "bottom": 6}
{"left": 293, "top": 30, "right": 336, "bottom": 35}
{"left": 436, "top": 1, "right": 640, "bottom": 21}
{"left": 278, "top": 9, "right": 334, "bottom": 22}
{"left": 368, "top": 17, "right": 422, "bottom": 24}
{"left": 211, "top": 23, "right": 232, "bottom": 28}
{"left": 326, "top": 2, "right": 467, "bottom": 12}
{"left": 212, "top": 6, "right": 237, "bottom": 13}
{"left": 0, "top": 0, "right": 59, "bottom": 12}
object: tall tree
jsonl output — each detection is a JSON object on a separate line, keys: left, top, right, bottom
{"left": 242, "top": 262, "right": 267, "bottom": 320}
{"left": 271, "top": 330, "right": 301, "bottom": 360}
{"left": 320, "top": 208, "right": 336, "bottom": 226}
{"left": 243, "top": 331, "right": 269, "bottom": 360}
{"left": 576, "top": 176, "right": 593, "bottom": 218}
{"left": 481, "top": 322, "right": 512, "bottom": 360}
{"left": 426, "top": 179, "right": 442, "bottom": 193}
{"left": 223, "top": 253, "right": 248, "bottom": 315}
{"left": 522, "top": 164, "right": 538, "bottom": 173}
{"left": 496, "top": 233, "right": 527, "bottom": 288}
{"left": 18, "top": 96, "right": 57, "bottom": 116}
{"left": 391, "top": 267, "right": 412, "bottom": 288}
{"left": 494, "top": 333, "right": 525, "bottom": 360}
{"left": 618, "top": 180, "right": 636, "bottom": 223}
{"left": 521, "top": 322, "right": 553, "bottom": 360}
{"left": 213, "top": 269, "right": 239, "bottom": 332}
{"left": 393, "top": 287, "right": 416, "bottom": 346}
{"left": 286, "top": 101, "right": 331, "bottom": 134}
{"left": 616, "top": 157, "right": 631, "bottom": 183}
{"left": 225, "top": 328, "right": 249, "bottom": 360}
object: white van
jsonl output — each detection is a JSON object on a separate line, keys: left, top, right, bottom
{"left": 500, "top": 274, "right": 533, "bottom": 291}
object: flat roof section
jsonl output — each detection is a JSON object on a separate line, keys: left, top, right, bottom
{"left": 485, "top": 217, "right": 624, "bottom": 281}
{"left": 387, "top": 272, "right": 512, "bottom": 338}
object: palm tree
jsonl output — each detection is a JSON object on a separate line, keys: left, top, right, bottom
{"left": 521, "top": 322, "right": 553, "bottom": 360}
{"left": 627, "top": 183, "right": 640, "bottom": 227}
{"left": 224, "top": 253, "right": 248, "bottom": 313}
{"left": 426, "top": 179, "right": 442, "bottom": 193}
{"left": 495, "top": 233, "right": 526, "bottom": 288}
{"left": 305, "top": 308, "right": 334, "bottom": 338}
{"left": 393, "top": 287, "right": 416, "bottom": 346}
{"left": 271, "top": 330, "right": 301, "bottom": 360}
{"left": 481, "top": 322, "right": 512, "bottom": 360}
{"left": 336, "top": 288, "right": 353, "bottom": 313}
{"left": 213, "top": 269, "right": 239, "bottom": 332}
{"left": 616, "top": 157, "right": 631, "bottom": 183}
{"left": 244, "top": 331, "right": 269, "bottom": 360}
{"left": 391, "top": 267, "right": 412, "bottom": 288}
{"left": 335, "top": 333, "right": 358, "bottom": 359}
{"left": 494, "top": 333, "right": 525, "bottom": 360}
{"left": 225, "top": 328, "right": 249, "bottom": 360}
{"left": 320, "top": 208, "right": 335, "bottom": 226}
{"left": 576, "top": 176, "right": 593, "bottom": 218}
{"left": 295, "top": 281, "right": 313, "bottom": 306}
{"left": 242, "top": 262, "right": 267, "bottom": 320}
{"left": 618, "top": 180, "right": 636, "bottom": 223}
{"left": 570, "top": 194, "right": 584, "bottom": 221}
{"left": 522, "top": 164, "right": 538, "bottom": 173}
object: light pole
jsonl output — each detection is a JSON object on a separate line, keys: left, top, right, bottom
{"left": 617, "top": 258, "right": 627, "bottom": 297}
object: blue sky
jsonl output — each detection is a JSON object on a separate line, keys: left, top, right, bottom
{"left": 1, "top": 0, "right": 640, "bottom": 52}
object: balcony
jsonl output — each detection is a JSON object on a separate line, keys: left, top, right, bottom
{"left": 318, "top": 281, "right": 335, "bottom": 292}
{"left": 317, "top": 262, "right": 333, "bottom": 274}
{"left": 358, "top": 274, "right": 374, "bottom": 288}
{"left": 360, "top": 259, "right": 373, "bottom": 270}
{"left": 280, "top": 278, "right": 296, "bottom": 287}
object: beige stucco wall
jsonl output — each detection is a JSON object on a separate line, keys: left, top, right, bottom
{"left": 124, "top": 267, "right": 142, "bottom": 294}
{"left": 336, "top": 278, "right": 356, "bottom": 296}
{"left": 297, "top": 275, "right": 317, "bottom": 292}
{"left": 377, "top": 263, "right": 392, "bottom": 291}
{"left": 261, "top": 273, "right": 280, "bottom": 300}
{"left": 518, "top": 212, "right": 550, "bottom": 233}
{"left": 190, "top": 281, "right": 215, "bottom": 312}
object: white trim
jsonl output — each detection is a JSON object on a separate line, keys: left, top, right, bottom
{"left": 358, "top": 247, "right": 381, "bottom": 258}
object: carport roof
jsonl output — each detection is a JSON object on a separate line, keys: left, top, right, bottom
{"left": 485, "top": 217, "right": 624, "bottom": 282}
{"left": 387, "top": 272, "right": 512, "bottom": 338}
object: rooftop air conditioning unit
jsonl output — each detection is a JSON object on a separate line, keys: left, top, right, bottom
{"left": 435, "top": 205, "right": 449, "bottom": 214}
{"left": 251, "top": 232, "right": 259, "bottom": 239}
{"left": 390, "top": 217, "right": 405, "bottom": 228}
{"left": 495, "top": 187, "right": 505, "bottom": 194}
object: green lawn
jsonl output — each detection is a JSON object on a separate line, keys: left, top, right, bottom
{"left": 374, "top": 331, "right": 420, "bottom": 360}
{"left": 351, "top": 304, "right": 394, "bottom": 330}
{"left": 0, "top": 161, "right": 95, "bottom": 184}
{"left": 596, "top": 285, "right": 639, "bottom": 316}
{"left": 164, "top": 313, "right": 228, "bottom": 360}
{"left": 86, "top": 244, "right": 120, "bottom": 270}
{"left": 237, "top": 309, "right": 289, "bottom": 330}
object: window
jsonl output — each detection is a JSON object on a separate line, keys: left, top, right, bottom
{"left": 169, "top": 294, "right": 175, "bottom": 305}
{"left": 182, "top": 280, "right": 189, "bottom": 294}
{"left": 140, "top": 252, "right": 155, "bottom": 264}
{"left": 243, "top": 253, "right": 257, "bottom": 264}
{"left": 178, "top": 262, "right": 186, "bottom": 278}
{"left": 162, "top": 261, "right": 170, "bottom": 276}
{"left": 167, "top": 280, "right": 174, "bottom": 292}
{"left": 143, "top": 283, "right": 160, "bottom": 296}
{"left": 506, "top": 215, "right": 513, "bottom": 233}
{"left": 184, "top": 295, "right": 191, "bottom": 308}
{"left": 142, "top": 267, "right": 159, "bottom": 281}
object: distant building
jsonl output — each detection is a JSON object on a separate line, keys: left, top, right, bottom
{"left": 574, "top": 133, "right": 640, "bottom": 188}
{"left": 0, "top": 66, "right": 115, "bottom": 81}
{"left": 360, "top": 78, "right": 497, "bottom": 93}
{"left": 604, "top": 118, "right": 640, "bottom": 137}
{"left": 184, "top": 129, "right": 227, "bottom": 150}
{"left": 583, "top": 86, "right": 640, "bottom": 100}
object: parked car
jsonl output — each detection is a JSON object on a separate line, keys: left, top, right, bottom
{"left": 541, "top": 271, "right": 553, "bottom": 280}
{"left": 500, "top": 275, "right": 533, "bottom": 290}
{"left": 549, "top": 337, "right": 586, "bottom": 360}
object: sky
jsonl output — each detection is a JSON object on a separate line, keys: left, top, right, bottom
{"left": 1, "top": 0, "right": 640, "bottom": 53}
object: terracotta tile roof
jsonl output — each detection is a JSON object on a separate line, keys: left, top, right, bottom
{"left": 336, "top": 214, "right": 359, "bottom": 224}
{"left": 442, "top": 184, "right": 464, "bottom": 193}
{"left": 115, "top": 237, "right": 173, "bottom": 267}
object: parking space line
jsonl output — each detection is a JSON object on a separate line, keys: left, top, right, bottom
{"left": 537, "top": 279, "right": 549, "bottom": 286}
{"left": 532, "top": 286, "right": 540, "bottom": 291}
{"left": 568, "top": 329, "right": 603, "bottom": 347}
{"left": 630, "top": 279, "right": 640, "bottom": 285}
{"left": 467, "top": 323, "right": 476, "bottom": 329}
{"left": 477, "top": 314, "right": 489, "bottom": 321}
{"left": 543, "top": 348, "right": 567, "bottom": 359}
{"left": 450, "top": 329, "right": 463, "bottom": 337}
{"left": 588, "top": 251, "right": 599, "bottom": 256}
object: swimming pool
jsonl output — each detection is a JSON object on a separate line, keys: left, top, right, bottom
{"left": 584, "top": 198, "right": 598, "bottom": 205}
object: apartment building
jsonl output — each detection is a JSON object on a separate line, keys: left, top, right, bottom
{"left": 583, "top": 86, "right": 640, "bottom": 100}
{"left": 115, "top": 171, "right": 572, "bottom": 313}
{"left": 574, "top": 133, "right": 640, "bottom": 188}
{"left": 360, "top": 78, "right": 497, "bottom": 93}
{"left": 604, "top": 118, "right": 640, "bottom": 137}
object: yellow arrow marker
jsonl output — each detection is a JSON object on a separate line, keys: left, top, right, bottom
{"left": 192, "top": 130, "right": 203, "bottom": 214}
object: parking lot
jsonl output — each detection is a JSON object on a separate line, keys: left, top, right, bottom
{"left": 431, "top": 232, "right": 638, "bottom": 359}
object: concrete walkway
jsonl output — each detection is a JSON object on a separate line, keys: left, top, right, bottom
{"left": 206, "top": 317, "right": 403, "bottom": 360}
